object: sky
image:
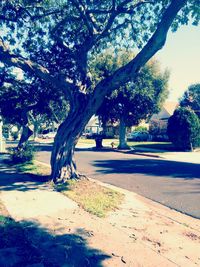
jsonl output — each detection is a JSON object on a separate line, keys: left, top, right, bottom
{"left": 156, "top": 23, "right": 200, "bottom": 102}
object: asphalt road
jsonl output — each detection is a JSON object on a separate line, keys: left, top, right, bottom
{"left": 36, "top": 145, "right": 200, "bottom": 219}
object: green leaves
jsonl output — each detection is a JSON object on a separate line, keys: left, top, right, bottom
{"left": 180, "top": 83, "right": 200, "bottom": 118}
{"left": 168, "top": 107, "right": 200, "bottom": 150}
{"left": 95, "top": 49, "right": 169, "bottom": 127}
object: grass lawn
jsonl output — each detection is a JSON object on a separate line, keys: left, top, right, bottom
{"left": 56, "top": 179, "right": 124, "bottom": 218}
{"left": 15, "top": 160, "right": 50, "bottom": 176}
{"left": 128, "top": 141, "right": 175, "bottom": 151}
{"left": 79, "top": 138, "right": 175, "bottom": 151}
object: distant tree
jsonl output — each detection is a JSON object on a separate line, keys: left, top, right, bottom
{"left": 96, "top": 52, "right": 169, "bottom": 149}
{"left": 167, "top": 107, "right": 200, "bottom": 151}
{"left": 180, "top": 83, "right": 200, "bottom": 118}
{"left": 0, "top": 68, "right": 68, "bottom": 149}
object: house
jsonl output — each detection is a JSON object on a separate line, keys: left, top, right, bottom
{"left": 149, "top": 101, "right": 178, "bottom": 136}
{"left": 84, "top": 116, "right": 118, "bottom": 137}
{"left": 84, "top": 116, "right": 101, "bottom": 135}
{"left": 150, "top": 101, "right": 178, "bottom": 121}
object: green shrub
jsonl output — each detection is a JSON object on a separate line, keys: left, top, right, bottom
{"left": 167, "top": 107, "right": 200, "bottom": 151}
{"left": 134, "top": 126, "right": 148, "bottom": 133}
{"left": 11, "top": 144, "right": 35, "bottom": 163}
{"left": 11, "top": 131, "right": 19, "bottom": 141}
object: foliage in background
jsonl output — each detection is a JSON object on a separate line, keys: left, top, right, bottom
{"left": 167, "top": 107, "right": 200, "bottom": 151}
{"left": 94, "top": 50, "right": 169, "bottom": 148}
{"left": 10, "top": 131, "right": 19, "bottom": 141}
{"left": 180, "top": 83, "right": 200, "bottom": 118}
{"left": 95, "top": 51, "right": 169, "bottom": 128}
{"left": 11, "top": 144, "right": 35, "bottom": 164}
{"left": 0, "top": 67, "right": 69, "bottom": 147}
{"left": 133, "top": 126, "right": 148, "bottom": 133}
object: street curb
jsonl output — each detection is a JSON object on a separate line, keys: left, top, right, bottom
{"left": 114, "top": 149, "right": 163, "bottom": 158}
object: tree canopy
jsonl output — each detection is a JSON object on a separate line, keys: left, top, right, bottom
{"left": 0, "top": 0, "right": 199, "bottom": 181}
{"left": 180, "top": 83, "right": 200, "bottom": 118}
{"left": 95, "top": 50, "right": 169, "bottom": 147}
{"left": 96, "top": 51, "right": 169, "bottom": 126}
{"left": 0, "top": 66, "right": 68, "bottom": 147}
{"left": 167, "top": 107, "right": 200, "bottom": 151}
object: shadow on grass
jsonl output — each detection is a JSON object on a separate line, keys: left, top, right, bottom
{"left": 132, "top": 142, "right": 176, "bottom": 151}
{"left": 0, "top": 159, "right": 50, "bottom": 192}
{"left": 92, "top": 158, "right": 200, "bottom": 180}
{"left": 0, "top": 216, "right": 110, "bottom": 267}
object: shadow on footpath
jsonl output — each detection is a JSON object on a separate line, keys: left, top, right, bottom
{"left": 92, "top": 158, "right": 200, "bottom": 180}
{"left": 0, "top": 159, "right": 50, "bottom": 192}
{"left": 0, "top": 216, "right": 110, "bottom": 267}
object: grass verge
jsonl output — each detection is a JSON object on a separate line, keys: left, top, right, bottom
{"left": 78, "top": 138, "right": 174, "bottom": 151}
{"left": 9, "top": 159, "right": 123, "bottom": 218}
{"left": 15, "top": 160, "right": 50, "bottom": 177}
{"left": 56, "top": 179, "right": 124, "bottom": 218}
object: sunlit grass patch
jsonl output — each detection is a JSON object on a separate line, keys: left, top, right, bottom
{"left": 56, "top": 179, "right": 124, "bottom": 218}
{"left": 15, "top": 160, "right": 50, "bottom": 176}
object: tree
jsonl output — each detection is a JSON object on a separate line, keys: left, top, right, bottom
{"left": 167, "top": 107, "right": 200, "bottom": 151}
{"left": 0, "top": 0, "right": 199, "bottom": 182}
{"left": 96, "top": 52, "right": 169, "bottom": 148}
{"left": 180, "top": 83, "right": 200, "bottom": 118}
{"left": 0, "top": 67, "right": 68, "bottom": 149}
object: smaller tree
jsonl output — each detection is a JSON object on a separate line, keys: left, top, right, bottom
{"left": 180, "top": 84, "right": 200, "bottom": 118}
{"left": 0, "top": 67, "right": 68, "bottom": 149}
{"left": 95, "top": 52, "right": 169, "bottom": 149}
{"left": 167, "top": 107, "right": 200, "bottom": 151}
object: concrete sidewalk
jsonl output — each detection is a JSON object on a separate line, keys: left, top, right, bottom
{"left": 0, "top": 155, "right": 200, "bottom": 266}
{"left": 131, "top": 148, "right": 200, "bottom": 164}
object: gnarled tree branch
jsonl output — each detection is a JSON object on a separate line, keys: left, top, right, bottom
{"left": 91, "top": 0, "right": 187, "bottom": 105}
{"left": 0, "top": 38, "right": 75, "bottom": 102}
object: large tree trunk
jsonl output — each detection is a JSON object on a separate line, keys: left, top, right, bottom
{"left": 17, "top": 125, "right": 33, "bottom": 149}
{"left": 50, "top": 98, "right": 92, "bottom": 183}
{"left": 118, "top": 117, "right": 129, "bottom": 149}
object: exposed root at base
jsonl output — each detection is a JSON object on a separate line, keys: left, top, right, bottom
{"left": 53, "top": 173, "right": 89, "bottom": 184}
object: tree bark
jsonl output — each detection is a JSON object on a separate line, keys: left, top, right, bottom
{"left": 17, "top": 125, "right": 33, "bottom": 149}
{"left": 118, "top": 117, "right": 129, "bottom": 149}
{"left": 95, "top": 136, "right": 103, "bottom": 149}
{"left": 50, "top": 95, "right": 92, "bottom": 183}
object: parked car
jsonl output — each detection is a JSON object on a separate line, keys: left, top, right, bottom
{"left": 127, "top": 131, "right": 152, "bottom": 141}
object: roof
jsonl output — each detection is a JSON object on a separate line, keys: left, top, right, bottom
{"left": 163, "top": 101, "right": 178, "bottom": 116}
{"left": 86, "top": 116, "right": 99, "bottom": 127}
{"left": 150, "top": 101, "right": 178, "bottom": 121}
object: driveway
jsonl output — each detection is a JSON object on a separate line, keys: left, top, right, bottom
{"left": 36, "top": 145, "right": 200, "bottom": 218}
